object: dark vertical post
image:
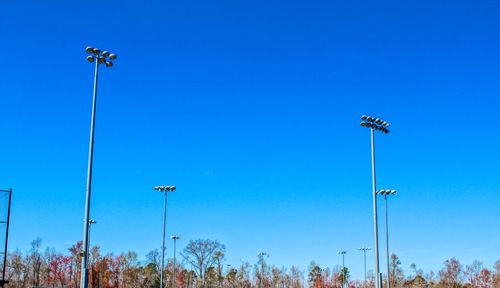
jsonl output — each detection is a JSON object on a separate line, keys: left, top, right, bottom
{"left": 1, "top": 189, "right": 12, "bottom": 288}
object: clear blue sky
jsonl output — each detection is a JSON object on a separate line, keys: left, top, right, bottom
{"left": 1, "top": 0, "right": 499, "bottom": 280}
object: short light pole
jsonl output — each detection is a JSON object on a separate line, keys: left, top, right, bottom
{"left": 377, "top": 189, "right": 397, "bottom": 288}
{"left": 358, "top": 247, "right": 371, "bottom": 283}
{"left": 360, "top": 115, "right": 390, "bottom": 288}
{"left": 337, "top": 251, "right": 347, "bottom": 288}
{"left": 154, "top": 185, "right": 176, "bottom": 288}
{"left": 81, "top": 46, "right": 116, "bottom": 288}
{"left": 257, "top": 252, "right": 268, "bottom": 288}
{"left": 171, "top": 235, "right": 180, "bottom": 288}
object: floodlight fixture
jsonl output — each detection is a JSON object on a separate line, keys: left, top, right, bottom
{"left": 360, "top": 115, "right": 390, "bottom": 134}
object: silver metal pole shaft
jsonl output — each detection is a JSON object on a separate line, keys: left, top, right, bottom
{"left": 385, "top": 195, "right": 390, "bottom": 288}
{"left": 363, "top": 250, "right": 367, "bottom": 283}
{"left": 81, "top": 58, "right": 99, "bottom": 288}
{"left": 173, "top": 238, "right": 177, "bottom": 288}
{"left": 371, "top": 128, "right": 380, "bottom": 288}
{"left": 342, "top": 254, "right": 345, "bottom": 288}
{"left": 161, "top": 191, "right": 168, "bottom": 288}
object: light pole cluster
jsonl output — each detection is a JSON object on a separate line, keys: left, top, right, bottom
{"left": 360, "top": 115, "right": 398, "bottom": 288}
{"left": 80, "top": 46, "right": 117, "bottom": 288}
{"left": 154, "top": 185, "right": 176, "bottom": 288}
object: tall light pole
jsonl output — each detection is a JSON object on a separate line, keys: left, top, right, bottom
{"left": 358, "top": 247, "right": 371, "bottom": 283}
{"left": 171, "top": 235, "right": 180, "bottom": 288}
{"left": 360, "top": 115, "right": 390, "bottom": 288}
{"left": 81, "top": 46, "right": 117, "bottom": 288}
{"left": 154, "top": 185, "right": 176, "bottom": 288}
{"left": 337, "top": 251, "right": 347, "bottom": 288}
{"left": 377, "top": 189, "right": 397, "bottom": 288}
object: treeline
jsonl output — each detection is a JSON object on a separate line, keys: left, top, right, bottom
{"left": 2, "top": 238, "right": 500, "bottom": 288}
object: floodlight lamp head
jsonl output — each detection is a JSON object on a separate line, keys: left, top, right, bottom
{"left": 102, "top": 51, "right": 110, "bottom": 58}
{"left": 105, "top": 61, "right": 113, "bottom": 68}
{"left": 92, "top": 48, "right": 101, "bottom": 55}
{"left": 86, "top": 46, "right": 94, "bottom": 54}
{"left": 109, "top": 53, "right": 117, "bottom": 60}
{"left": 361, "top": 115, "right": 367, "bottom": 120}
{"left": 86, "top": 56, "right": 94, "bottom": 63}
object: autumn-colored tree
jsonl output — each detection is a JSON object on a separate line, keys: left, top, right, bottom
{"left": 9, "top": 249, "right": 28, "bottom": 287}
{"left": 69, "top": 240, "right": 83, "bottom": 287}
{"left": 493, "top": 260, "right": 500, "bottom": 288}
{"left": 48, "top": 255, "right": 72, "bottom": 286}
{"left": 439, "top": 258, "right": 463, "bottom": 288}
{"left": 308, "top": 264, "right": 324, "bottom": 288}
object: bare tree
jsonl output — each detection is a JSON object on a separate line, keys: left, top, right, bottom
{"left": 390, "top": 254, "right": 404, "bottom": 288}
{"left": 28, "top": 238, "right": 44, "bottom": 287}
{"left": 181, "top": 239, "right": 225, "bottom": 288}
{"left": 439, "top": 258, "right": 463, "bottom": 288}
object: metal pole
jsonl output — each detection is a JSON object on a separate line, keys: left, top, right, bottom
{"left": 370, "top": 128, "right": 381, "bottom": 288}
{"left": 161, "top": 191, "right": 168, "bottom": 288}
{"left": 173, "top": 238, "right": 177, "bottom": 288}
{"left": 385, "top": 195, "right": 390, "bottom": 288}
{"left": 342, "top": 254, "right": 345, "bottom": 288}
{"left": 81, "top": 58, "right": 99, "bottom": 288}
{"left": 1, "top": 189, "right": 12, "bottom": 288}
{"left": 363, "top": 249, "right": 367, "bottom": 283}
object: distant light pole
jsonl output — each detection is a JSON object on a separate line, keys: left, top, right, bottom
{"left": 257, "top": 252, "right": 268, "bottom": 288}
{"left": 360, "top": 115, "right": 390, "bottom": 288}
{"left": 81, "top": 46, "right": 117, "bottom": 288}
{"left": 171, "top": 235, "right": 180, "bottom": 288}
{"left": 337, "top": 251, "right": 347, "bottom": 288}
{"left": 358, "top": 247, "right": 371, "bottom": 283}
{"left": 377, "top": 189, "right": 397, "bottom": 288}
{"left": 154, "top": 185, "right": 176, "bottom": 288}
